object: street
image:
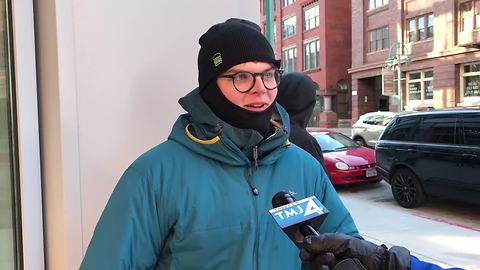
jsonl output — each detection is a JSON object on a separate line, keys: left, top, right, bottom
{"left": 336, "top": 181, "right": 480, "bottom": 269}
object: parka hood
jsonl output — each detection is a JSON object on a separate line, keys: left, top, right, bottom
{"left": 167, "top": 88, "right": 291, "bottom": 166}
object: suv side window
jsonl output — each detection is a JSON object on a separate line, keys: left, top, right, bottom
{"left": 382, "top": 116, "right": 417, "bottom": 141}
{"left": 413, "top": 114, "right": 459, "bottom": 144}
{"left": 382, "top": 116, "right": 393, "bottom": 126}
{"left": 462, "top": 114, "right": 480, "bottom": 146}
{"left": 363, "top": 115, "right": 382, "bottom": 125}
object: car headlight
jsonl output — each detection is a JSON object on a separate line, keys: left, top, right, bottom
{"left": 335, "top": 162, "right": 351, "bottom": 170}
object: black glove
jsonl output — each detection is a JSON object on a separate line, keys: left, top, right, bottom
{"left": 300, "top": 233, "right": 410, "bottom": 270}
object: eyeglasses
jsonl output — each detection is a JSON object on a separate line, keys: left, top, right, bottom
{"left": 218, "top": 69, "right": 283, "bottom": 93}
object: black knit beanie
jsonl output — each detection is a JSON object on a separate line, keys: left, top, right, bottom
{"left": 197, "top": 18, "right": 281, "bottom": 91}
{"left": 197, "top": 18, "right": 281, "bottom": 137}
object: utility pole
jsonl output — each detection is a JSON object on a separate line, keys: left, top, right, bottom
{"left": 386, "top": 42, "right": 411, "bottom": 112}
{"left": 265, "top": 0, "right": 275, "bottom": 48}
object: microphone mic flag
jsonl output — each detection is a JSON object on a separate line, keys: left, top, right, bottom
{"left": 269, "top": 191, "right": 329, "bottom": 247}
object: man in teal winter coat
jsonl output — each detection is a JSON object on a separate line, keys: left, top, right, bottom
{"left": 80, "top": 18, "right": 360, "bottom": 269}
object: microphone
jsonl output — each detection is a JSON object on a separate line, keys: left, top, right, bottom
{"left": 269, "top": 191, "right": 329, "bottom": 247}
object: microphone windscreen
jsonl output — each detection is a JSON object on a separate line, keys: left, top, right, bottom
{"left": 272, "top": 191, "right": 296, "bottom": 207}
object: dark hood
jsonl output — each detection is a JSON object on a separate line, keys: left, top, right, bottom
{"left": 276, "top": 72, "right": 317, "bottom": 128}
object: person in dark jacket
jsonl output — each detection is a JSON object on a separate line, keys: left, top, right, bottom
{"left": 277, "top": 72, "right": 325, "bottom": 166}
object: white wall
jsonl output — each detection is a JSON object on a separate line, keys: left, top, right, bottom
{"left": 34, "top": 1, "right": 258, "bottom": 269}
{"left": 11, "top": 0, "right": 44, "bottom": 269}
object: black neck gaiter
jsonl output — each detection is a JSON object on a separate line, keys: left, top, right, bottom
{"left": 200, "top": 81, "right": 275, "bottom": 137}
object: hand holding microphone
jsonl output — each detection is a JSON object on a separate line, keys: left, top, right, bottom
{"left": 300, "top": 233, "right": 411, "bottom": 270}
{"left": 269, "top": 192, "right": 334, "bottom": 269}
{"left": 268, "top": 192, "right": 410, "bottom": 270}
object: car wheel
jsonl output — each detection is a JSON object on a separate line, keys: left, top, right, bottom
{"left": 354, "top": 137, "right": 367, "bottom": 146}
{"left": 390, "top": 168, "right": 425, "bottom": 208}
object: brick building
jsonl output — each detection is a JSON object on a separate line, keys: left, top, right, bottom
{"left": 350, "top": 0, "right": 480, "bottom": 120}
{"left": 260, "top": 0, "right": 353, "bottom": 127}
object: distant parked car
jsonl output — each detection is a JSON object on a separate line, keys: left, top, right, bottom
{"left": 352, "top": 111, "right": 396, "bottom": 147}
{"left": 376, "top": 109, "right": 480, "bottom": 208}
{"left": 310, "top": 130, "right": 381, "bottom": 185}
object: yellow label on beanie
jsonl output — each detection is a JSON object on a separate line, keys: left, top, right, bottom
{"left": 212, "top": 53, "right": 223, "bottom": 67}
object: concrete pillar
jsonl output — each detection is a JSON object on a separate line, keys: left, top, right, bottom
{"left": 324, "top": 95, "right": 333, "bottom": 112}
{"left": 320, "top": 95, "right": 338, "bottom": 128}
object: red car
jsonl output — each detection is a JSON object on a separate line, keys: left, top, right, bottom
{"left": 310, "top": 129, "right": 381, "bottom": 185}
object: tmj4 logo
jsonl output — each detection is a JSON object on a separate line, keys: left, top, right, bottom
{"left": 272, "top": 197, "right": 325, "bottom": 221}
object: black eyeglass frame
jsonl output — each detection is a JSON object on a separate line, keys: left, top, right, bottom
{"left": 218, "top": 69, "right": 284, "bottom": 93}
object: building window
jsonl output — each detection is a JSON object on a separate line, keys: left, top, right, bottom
{"left": 407, "top": 18, "right": 416, "bottom": 42}
{"left": 368, "top": 0, "right": 388, "bottom": 10}
{"left": 282, "top": 0, "right": 296, "bottom": 8}
{"left": 459, "top": 0, "right": 480, "bottom": 31}
{"left": 282, "top": 46, "right": 297, "bottom": 73}
{"left": 407, "top": 70, "right": 433, "bottom": 102}
{"left": 407, "top": 13, "right": 434, "bottom": 43}
{"left": 461, "top": 62, "right": 480, "bottom": 99}
{"left": 369, "top": 26, "right": 389, "bottom": 52}
{"left": 304, "top": 39, "right": 320, "bottom": 70}
{"left": 274, "top": 23, "right": 277, "bottom": 43}
{"left": 304, "top": 4, "right": 319, "bottom": 31}
{"left": 263, "top": 22, "right": 277, "bottom": 44}
{"left": 427, "top": 14, "right": 434, "bottom": 37}
{"left": 282, "top": 16, "right": 296, "bottom": 39}
{"left": 418, "top": 16, "right": 425, "bottom": 40}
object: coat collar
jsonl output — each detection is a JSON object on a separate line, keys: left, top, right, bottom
{"left": 168, "top": 88, "right": 291, "bottom": 165}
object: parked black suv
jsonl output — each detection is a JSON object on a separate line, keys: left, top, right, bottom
{"left": 376, "top": 109, "right": 480, "bottom": 208}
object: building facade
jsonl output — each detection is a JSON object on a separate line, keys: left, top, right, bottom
{"left": 260, "top": 0, "right": 353, "bottom": 127}
{"left": 350, "top": 0, "right": 480, "bottom": 120}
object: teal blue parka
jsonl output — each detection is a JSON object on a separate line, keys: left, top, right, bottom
{"left": 80, "top": 89, "right": 359, "bottom": 270}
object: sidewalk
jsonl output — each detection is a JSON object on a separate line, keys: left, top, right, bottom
{"left": 341, "top": 195, "right": 480, "bottom": 270}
